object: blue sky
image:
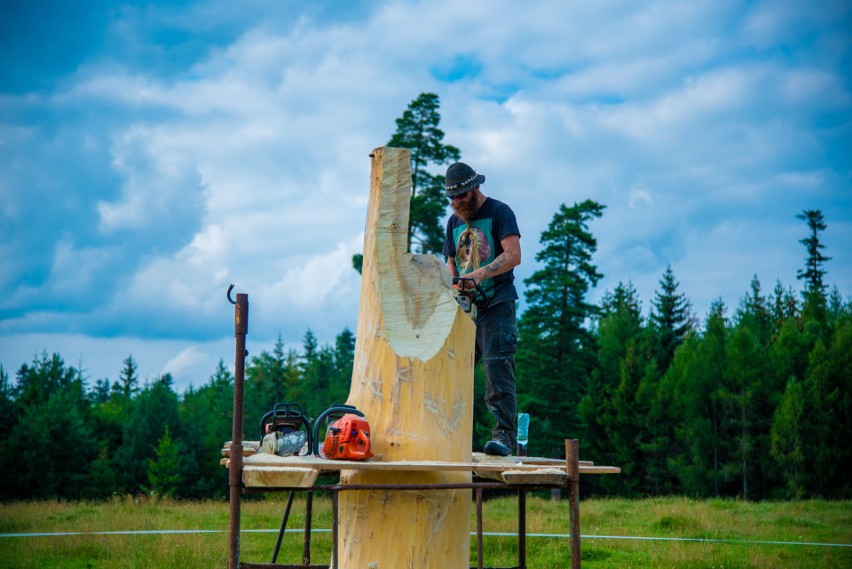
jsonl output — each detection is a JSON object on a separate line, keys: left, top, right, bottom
{"left": 2, "top": 0, "right": 850, "bottom": 391}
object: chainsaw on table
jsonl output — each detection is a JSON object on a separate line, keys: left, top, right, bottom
{"left": 313, "top": 404, "right": 373, "bottom": 461}
{"left": 453, "top": 276, "right": 486, "bottom": 319}
{"left": 259, "top": 402, "right": 313, "bottom": 457}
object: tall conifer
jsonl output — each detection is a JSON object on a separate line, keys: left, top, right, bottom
{"left": 516, "top": 199, "right": 604, "bottom": 453}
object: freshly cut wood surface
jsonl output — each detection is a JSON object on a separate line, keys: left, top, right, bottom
{"left": 337, "top": 147, "right": 476, "bottom": 568}
{"left": 242, "top": 466, "right": 318, "bottom": 488}
{"left": 221, "top": 441, "right": 259, "bottom": 457}
{"left": 472, "top": 452, "right": 595, "bottom": 466}
{"left": 502, "top": 468, "right": 569, "bottom": 485}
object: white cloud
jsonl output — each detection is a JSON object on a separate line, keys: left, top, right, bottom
{"left": 162, "top": 345, "right": 210, "bottom": 379}
{"left": 2, "top": 0, "right": 850, "bottom": 390}
{"left": 98, "top": 127, "right": 207, "bottom": 236}
{"left": 629, "top": 188, "right": 653, "bottom": 209}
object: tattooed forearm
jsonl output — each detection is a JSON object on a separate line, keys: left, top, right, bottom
{"left": 485, "top": 253, "right": 509, "bottom": 275}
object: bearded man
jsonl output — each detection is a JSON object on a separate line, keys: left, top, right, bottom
{"left": 442, "top": 162, "right": 522, "bottom": 456}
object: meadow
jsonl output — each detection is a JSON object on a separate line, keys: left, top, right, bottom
{"left": 1, "top": 495, "right": 849, "bottom": 568}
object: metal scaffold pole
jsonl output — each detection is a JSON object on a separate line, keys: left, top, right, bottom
{"left": 228, "top": 285, "right": 248, "bottom": 569}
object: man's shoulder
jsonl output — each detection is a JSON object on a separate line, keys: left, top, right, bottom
{"left": 481, "top": 198, "right": 518, "bottom": 225}
{"left": 483, "top": 197, "right": 515, "bottom": 215}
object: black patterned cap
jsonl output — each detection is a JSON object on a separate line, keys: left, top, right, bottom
{"left": 444, "top": 162, "right": 485, "bottom": 197}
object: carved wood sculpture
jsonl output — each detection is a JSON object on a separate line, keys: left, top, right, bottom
{"left": 338, "top": 147, "right": 476, "bottom": 567}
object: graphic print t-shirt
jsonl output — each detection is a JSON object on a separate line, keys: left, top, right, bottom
{"left": 442, "top": 197, "right": 520, "bottom": 309}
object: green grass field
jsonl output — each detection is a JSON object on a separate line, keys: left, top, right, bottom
{"left": 1, "top": 495, "right": 849, "bottom": 568}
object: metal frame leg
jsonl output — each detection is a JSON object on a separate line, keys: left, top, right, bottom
{"left": 303, "top": 491, "right": 313, "bottom": 565}
{"left": 271, "top": 492, "right": 296, "bottom": 563}
{"left": 566, "top": 439, "right": 581, "bottom": 569}
{"left": 332, "top": 490, "right": 339, "bottom": 569}
{"left": 518, "top": 489, "right": 527, "bottom": 569}
{"left": 476, "top": 487, "right": 484, "bottom": 569}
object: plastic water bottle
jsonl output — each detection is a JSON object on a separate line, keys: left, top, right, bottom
{"left": 517, "top": 413, "right": 530, "bottom": 455}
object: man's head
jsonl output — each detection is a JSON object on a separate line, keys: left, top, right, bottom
{"left": 445, "top": 162, "right": 485, "bottom": 222}
{"left": 444, "top": 162, "right": 485, "bottom": 198}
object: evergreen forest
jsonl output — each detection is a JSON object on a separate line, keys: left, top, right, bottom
{"left": 1, "top": 95, "right": 848, "bottom": 502}
{"left": 0, "top": 205, "right": 848, "bottom": 502}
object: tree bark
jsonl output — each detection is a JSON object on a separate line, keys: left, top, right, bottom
{"left": 337, "top": 146, "right": 476, "bottom": 568}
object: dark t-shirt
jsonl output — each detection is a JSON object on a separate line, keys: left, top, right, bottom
{"left": 442, "top": 197, "right": 521, "bottom": 309}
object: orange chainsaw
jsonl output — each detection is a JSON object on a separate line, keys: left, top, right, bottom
{"left": 313, "top": 404, "right": 373, "bottom": 460}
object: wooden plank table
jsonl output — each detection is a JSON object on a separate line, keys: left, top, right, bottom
{"left": 222, "top": 443, "right": 619, "bottom": 488}
{"left": 222, "top": 440, "right": 620, "bottom": 568}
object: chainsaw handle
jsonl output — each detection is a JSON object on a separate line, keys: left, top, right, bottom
{"left": 259, "top": 402, "right": 313, "bottom": 455}
{"left": 313, "top": 404, "right": 365, "bottom": 458}
{"left": 452, "top": 277, "right": 486, "bottom": 298}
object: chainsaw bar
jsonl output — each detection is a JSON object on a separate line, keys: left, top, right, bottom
{"left": 261, "top": 429, "right": 308, "bottom": 457}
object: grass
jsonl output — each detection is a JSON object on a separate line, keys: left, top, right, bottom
{"left": 0, "top": 494, "right": 849, "bottom": 568}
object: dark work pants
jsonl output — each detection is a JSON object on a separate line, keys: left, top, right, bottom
{"left": 475, "top": 301, "right": 519, "bottom": 447}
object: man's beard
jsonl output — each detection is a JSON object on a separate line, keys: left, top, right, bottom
{"left": 452, "top": 197, "right": 478, "bottom": 222}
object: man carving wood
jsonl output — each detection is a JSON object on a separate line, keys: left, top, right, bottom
{"left": 442, "top": 162, "right": 522, "bottom": 456}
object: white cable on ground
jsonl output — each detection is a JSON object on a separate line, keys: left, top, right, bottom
{"left": 1, "top": 529, "right": 850, "bottom": 548}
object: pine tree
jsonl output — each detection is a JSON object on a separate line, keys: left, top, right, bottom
{"left": 649, "top": 265, "right": 693, "bottom": 372}
{"left": 0, "top": 366, "right": 16, "bottom": 440}
{"left": 148, "top": 426, "right": 182, "bottom": 498}
{"left": 580, "top": 281, "right": 642, "bottom": 493}
{"left": 731, "top": 276, "right": 781, "bottom": 498}
{"left": 87, "top": 445, "right": 119, "bottom": 499}
{"left": 244, "top": 335, "right": 294, "bottom": 433}
{"left": 118, "top": 355, "right": 139, "bottom": 400}
{"left": 2, "top": 355, "right": 97, "bottom": 499}
{"left": 796, "top": 209, "right": 830, "bottom": 321}
{"left": 741, "top": 275, "right": 772, "bottom": 345}
{"left": 13, "top": 352, "right": 78, "bottom": 408}
{"left": 771, "top": 377, "right": 805, "bottom": 499}
{"left": 113, "top": 374, "right": 180, "bottom": 493}
{"left": 602, "top": 339, "right": 651, "bottom": 495}
{"left": 178, "top": 360, "right": 234, "bottom": 498}
{"left": 721, "top": 315, "right": 774, "bottom": 499}
{"left": 90, "top": 378, "right": 111, "bottom": 404}
{"left": 388, "top": 93, "right": 461, "bottom": 254}
{"left": 676, "top": 300, "right": 727, "bottom": 496}
{"left": 795, "top": 320, "right": 852, "bottom": 498}
{"left": 301, "top": 335, "right": 336, "bottom": 415}
{"left": 352, "top": 93, "right": 460, "bottom": 270}
{"left": 633, "top": 267, "right": 692, "bottom": 494}
{"left": 770, "top": 280, "right": 799, "bottom": 338}
{"left": 595, "top": 283, "right": 644, "bottom": 384}
{"left": 331, "top": 328, "right": 356, "bottom": 403}
{"left": 516, "top": 199, "right": 605, "bottom": 454}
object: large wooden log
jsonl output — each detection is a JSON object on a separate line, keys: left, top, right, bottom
{"left": 337, "top": 147, "right": 476, "bottom": 568}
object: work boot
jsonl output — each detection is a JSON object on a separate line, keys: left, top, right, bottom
{"left": 483, "top": 439, "right": 511, "bottom": 457}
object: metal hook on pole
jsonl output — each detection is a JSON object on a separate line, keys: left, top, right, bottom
{"left": 227, "top": 284, "right": 236, "bottom": 305}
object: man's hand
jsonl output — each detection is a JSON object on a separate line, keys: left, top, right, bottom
{"left": 453, "top": 275, "right": 479, "bottom": 291}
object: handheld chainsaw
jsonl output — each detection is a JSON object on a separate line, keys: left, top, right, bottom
{"left": 453, "top": 276, "right": 486, "bottom": 318}
{"left": 259, "top": 402, "right": 313, "bottom": 457}
{"left": 314, "top": 404, "right": 373, "bottom": 461}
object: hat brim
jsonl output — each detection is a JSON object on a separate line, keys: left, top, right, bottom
{"left": 444, "top": 174, "right": 485, "bottom": 197}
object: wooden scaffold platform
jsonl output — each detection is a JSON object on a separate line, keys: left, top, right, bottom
{"left": 223, "top": 147, "right": 620, "bottom": 569}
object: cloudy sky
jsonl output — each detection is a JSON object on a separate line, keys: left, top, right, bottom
{"left": 2, "top": 0, "right": 850, "bottom": 392}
